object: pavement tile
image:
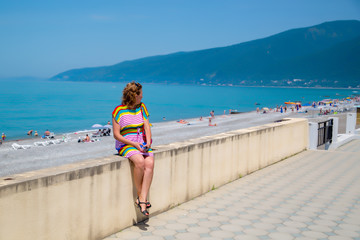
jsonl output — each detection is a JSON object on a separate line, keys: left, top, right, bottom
{"left": 174, "top": 232, "right": 200, "bottom": 239}
{"left": 302, "top": 230, "right": 328, "bottom": 238}
{"left": 319, "top": 214, "right": 342, "bottom": 221}
{"left": 156, "top": 213, "right": 179, "bottom": 221}
{"left": 283, "top": 221, "right": 307, "bottom": 228}
{"left": 114, "top": 231, "right": 142, "bottom": 239}
{"left": 338, "top": 223, "right": 360, "bottom": 231}
{"left": 275, "top": 207, "right": 295, "bottom": 214}
{"left": 165, "top": 223, "right": 188, "bottom": 231}
{"left": 307, "top": 224, "right": 333, "bottom": 232}
{"left": 313, "top": 219, "right": 338, "bottom": 227}
{"left": 266, "top": 212, "right": 288, "bottom": 219}
{"left": 198, "top": 208, "right": 218, "bottom": 214}
{"left": 217, "top": 210, "right": 239, "bottom": 217}
{"left": 328, "top": 236, "right": 354, "bottom": 240}
{"left": 207, "top": 203, "right": 227, "bottom": 209}
{"left": 343, "top": 217, "right": 360, "bottom": 225}
{"left": 334, "top": 229, "right": 360, "bottom": 238}
{"left": 243, "top": 228, "right": 268, "bottom": 236}
{"left": 220, "top": 224, "right": 243, "bottom": 232}
{"left": 138, "top": 236, "right": 164, "bottom": 240}
{"left": 176, "top": 217, "right": 199, "bottom": 224}
{"left": 234, "top": 235, "right": 260, "bottom": 240}
{"left": 268, "top": 232, "right": 294, "bottom": 240}
{"left": 187, "top": 226, "right": 209, "bottom": 234}
{"left": 276, "top": 226, "right": 301, "bottom": 234}
{"left": 230, "top": 219, "right": 253, "bottom": 226}
{"left": 238, "top": 214, "right": 259, "bottom": 220}
{"left": 128, "top": 225, "right": 156, "bottom": 233}
{"left": 152, "top": 229, "right": 177, "bottom": 237}
{"left": 208, "top": 215, "right": 230, "bottom": 222}
{"left": 246, "top": 209, "right": 267, "bottom": 215}
{"left": 200, "top": 237, "right": 222, "bottom": 240}
{"left": 148, "top": 219, "right": 168, "bottom": 227}
{"left": 253, "top": 222, "right": 275, "bottom": 230}
{"left": 289, "top": 215, "right": 312, "bottom": 223}
{"left": 198, "top": 221, "right": 221, "bottom": 228}
{"left": 187, "top": 212, "right": 208, "bottom": 219}
{"left": 296, "top": 210, "right": 318, "bottom": 218}
{"left": 209, "top": 230, "right": 235, "bottom": 238}
{"left": 261, "top": 217, "right": 283, "bottom": 224}
{"left": 166, "top": 208, "right": 188, "bottom": 217}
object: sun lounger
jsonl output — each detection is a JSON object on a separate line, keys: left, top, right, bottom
{"left": 34, "top": 141, "right": 49, "bottom": 146}
{"left": 12, "top": 143, "right": 32, "bottom": 150}
{"left": 92, "top": 132, "right": 103, "bottom": 138}
{"left": 49, "top": 139, "right": 61, "bottom": 144}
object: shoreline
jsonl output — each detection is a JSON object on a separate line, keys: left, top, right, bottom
{"left": 2, "top": 109, "right": 257, "bottom": 142}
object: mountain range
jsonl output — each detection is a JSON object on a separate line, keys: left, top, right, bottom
{"left": 51, "top": 20, "right": 360, "bottom": 88}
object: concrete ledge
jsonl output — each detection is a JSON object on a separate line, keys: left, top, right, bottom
{"left": 0, "top": 118, "right": 308, "bottom": 240}
{"left": 328, "top": 133, "right": 360, "bottom": 150}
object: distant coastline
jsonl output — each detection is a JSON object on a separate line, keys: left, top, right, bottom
{"left": 3, "top": 77, "right": 360, "bottom": 90}
{"left": 48, "top": 78, "right": 360, "bottom": 90}
{"left": 50, "top": 20, "right": 360, "bottom": 89}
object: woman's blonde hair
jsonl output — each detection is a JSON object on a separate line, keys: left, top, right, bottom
{"left": 122, "top": 81, "right": 142, "bottom": 109}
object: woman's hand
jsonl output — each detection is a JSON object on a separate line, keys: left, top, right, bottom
{"left": 133, "top": 142, "right": 145, "bottom": 152}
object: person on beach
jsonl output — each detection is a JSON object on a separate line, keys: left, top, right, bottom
{"left": 112, "top": 81, "right": 154, "bottom": 216}
{"left": 34, "top": 131, "right": 38, "bottom": 137}
{"left": 209, "top": 118, "right": 217, "bottom": 126}
{"left": 2, "top": 133, "right": 6, "bottom": 140}
{"left": 83, "top": 134, "right": 91, "bottom": 142}
{"left": 27, "top": 130, "right": 33, "bottom": 135}
{"left": 177, "top": 119, "right": 189, "bottom": 124}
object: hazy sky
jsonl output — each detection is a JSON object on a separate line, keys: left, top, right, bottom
{"left": 0, "top": 0, "right": 359, "bottom": 78}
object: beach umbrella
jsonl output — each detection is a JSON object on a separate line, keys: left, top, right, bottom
{"left": 92, "top": 124, "right": 103, "bottom": 129}
{"left": 262, "top": 107, "right": 269, "bottom": 111}
{"left": 103, "top": 124, "right": 112, "bottom": 129}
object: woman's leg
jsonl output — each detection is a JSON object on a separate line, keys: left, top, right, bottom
{"left": 129, "top": 154, "right": 145, "bottom": 200}
{"left": 141, "top": 156, "right": 154, "bottom": 202}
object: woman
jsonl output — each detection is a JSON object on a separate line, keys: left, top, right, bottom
{"left": 112, "top": 82, "right": 154, "bottom": 216}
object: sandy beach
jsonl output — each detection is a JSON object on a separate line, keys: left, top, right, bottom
{"left": 0, "top": 107, "right": 356, "bottom": 178}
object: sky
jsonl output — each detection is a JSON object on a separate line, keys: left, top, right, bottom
{"left": 0, "top": 0, "right": 359, "bottom": 78}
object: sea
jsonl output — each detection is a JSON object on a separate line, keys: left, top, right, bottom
{"left": 0, "top": 78, "right": 357, "bottom": 140}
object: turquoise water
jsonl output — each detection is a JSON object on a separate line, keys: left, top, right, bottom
{"left": 0, "top": 79, "right": 356, "bottom": 140}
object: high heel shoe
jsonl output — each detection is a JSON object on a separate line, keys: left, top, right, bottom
{"left": 135, "top": 197, "right": 149, "bottom": 216}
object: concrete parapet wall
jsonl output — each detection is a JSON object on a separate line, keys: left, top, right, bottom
{"left": 0, "top": 118, "right": 308, "bottom": 240}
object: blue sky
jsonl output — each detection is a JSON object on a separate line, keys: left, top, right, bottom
{"left": 0, "top": 0, "right": 359, "bottom": 78}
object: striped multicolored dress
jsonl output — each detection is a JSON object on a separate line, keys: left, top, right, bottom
{"left": 112, "top": 102, "right": 153, "bottom": 158}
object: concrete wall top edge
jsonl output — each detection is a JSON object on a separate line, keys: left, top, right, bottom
{"left": 0, "top": 155, "right": 125, "bottom": 194}
{"left": 0, "top": 118, "right": 308, "bottom": 196}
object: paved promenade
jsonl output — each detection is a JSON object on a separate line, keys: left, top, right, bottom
{"left": 104, "top": 140, "right": 360, "bottom": 240}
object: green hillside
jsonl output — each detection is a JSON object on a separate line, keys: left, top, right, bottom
{"left": 51, "top": 20, "right": 360, "bottom": 88}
